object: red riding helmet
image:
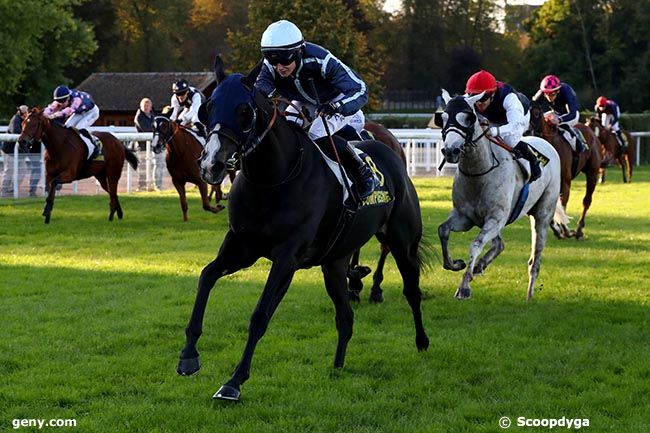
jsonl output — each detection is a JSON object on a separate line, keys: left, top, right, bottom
{"left": 540, "top": 75, "right": 561, "bottom": 93}
{"left": 596, "top": 96, "right": 608, "bottom": 106}
{"left": 465, "top": 70, "right": 497, "bottom": 94}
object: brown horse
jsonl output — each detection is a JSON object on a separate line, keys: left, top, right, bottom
{"left": 586, "top": 116, "right": 635, "bottom": 183}
{"left": 347, "top": 120, "right": 408, "bottom": 303}
{"left": 18, "top": 109, "right": 138, "bottom": 223}
{"left": 151, "top": 117, "right": 226, "bottom": 221}
{"left": 529, "top": 103, "right": 601, "bottom": 239}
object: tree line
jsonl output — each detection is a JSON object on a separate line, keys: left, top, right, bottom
{"left": 1, "top": 0, "right": 648, "bottom": 115}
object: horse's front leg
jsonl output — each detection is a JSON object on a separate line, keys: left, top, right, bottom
{"left": 456, "top": 218, "right": 503, "bottom": 299}
{"left": 323, "top": 255, "right": 355, "bottom": 368}
{"left": 172, "top": 180, "right": 189, "bottom": 222}
{"left": 347, "top": 249, "right": 370, "bottom": 302}
{"left": 177, "top": 230, "right": 259, "bottom": 376}
{"left": 576, "top": 168, "right": 598, "bottom": 240}
{"left": 438, "top": 209, "right": 473, "bottom": 271}
{"left": 473, "top": 234, "right": 505, "bottom": 275}
{"left": 199, "top": 182, "right": 225, "bottom": 214}
{"left": 214, "top": 250, "right": 298, "bottom": 402}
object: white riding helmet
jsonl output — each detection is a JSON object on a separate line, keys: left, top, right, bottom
{"left": 261, "top": 20, "right": 304, "bottom": 51}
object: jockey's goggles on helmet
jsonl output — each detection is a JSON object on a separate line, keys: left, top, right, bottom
{"left": 468, "top": 92, "right": 494, "bottom": 103}
{"left": 263, "top": 50, "right": 298, "bottom": 66}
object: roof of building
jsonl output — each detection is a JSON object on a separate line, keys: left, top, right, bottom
{"left": 76, "top": 72, "right": 215, "bottom": 112}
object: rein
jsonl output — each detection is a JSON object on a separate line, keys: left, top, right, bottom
{"left": 444, "top": 118, "right": 501, "bottom": 177}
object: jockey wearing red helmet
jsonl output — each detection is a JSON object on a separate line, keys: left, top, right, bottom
{"left": 464, "top": 70, "right": 541, "bottom": 182}
{"left": 594, "top": 96, "right": 626, "bottom": 150}
{"left": 532, "top": 74, "right": 586, "bottom": 153}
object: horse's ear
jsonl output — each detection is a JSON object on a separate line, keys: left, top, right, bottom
{"left": 198, "top": 100, "right": 212, "bottom": 125}
{"left": 432, "top": 112, "right": 444, "bottom": 128}
{"left": 214, "top": 55, "right": 227, "bottom": 85}
{"left": 466, "top": 92, "right": 484, "bottom": 107}
{"left": 441, "top": 89, "right": 451, "bottom": 105}
{"left": 241, "top": 59, "right": 263, "bottom": 90}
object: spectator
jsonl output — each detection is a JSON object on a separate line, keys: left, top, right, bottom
{"left": 2, "top": 105, "right": 30, "bottom": 197}
{"left": 133, "top": 97, "right": 163, "bottom": 191}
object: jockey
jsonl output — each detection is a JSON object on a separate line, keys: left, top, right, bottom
{"left": 465, "top": 70, "right": 541, "bottom": 181}
{"left": 532, "top": 75, "right": 586, "bottom": 153}
{"left": 595, "top": 96, "right": 626, "bottom": 151}
{"left": 255, "top": 19, "right": 378, "bottom": 200}
{"left": 169, "top": 79, "right": 206, "bottom": 137}
{"left": 44, "top": 85, "right": 101, "bottom": 158}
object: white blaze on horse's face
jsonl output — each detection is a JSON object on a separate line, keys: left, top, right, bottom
{"left": 200, "top": 124, "right": 223, "bottom": 184}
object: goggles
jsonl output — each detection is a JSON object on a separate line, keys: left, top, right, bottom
{"left": 469, "top": 92, "right": 494, "bottom": 103}
{"left": 263, "top": 50, "right": 298, "bottom": 66}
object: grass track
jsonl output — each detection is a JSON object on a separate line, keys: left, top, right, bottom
{"left": 1, "top": 167, "right": 649, "bottom": 432}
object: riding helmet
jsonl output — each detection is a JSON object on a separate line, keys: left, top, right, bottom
{"left": 260, "top": 20, "right": 304, "bottom": 65}
{"left": 465, "top": 70, "right": 497, "bottom": 95}
{"left": 173, "top": 79, "right": 190, "bottom": 95}
{"left": 53, "top": 85, "right": 71, "bottom": 101}
{"left": 540, "top": 75, "right": 561, "bottom": 93}
{"left": 596, "top": 96, "right": 608, "bottom": 106}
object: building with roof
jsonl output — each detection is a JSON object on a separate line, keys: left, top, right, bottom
{"left": 76, "top": 72, "right": 216, "bottom": 126}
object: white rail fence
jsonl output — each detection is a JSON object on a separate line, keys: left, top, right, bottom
{"left": 1, "top": 128, "right": 648, "bottom": 199}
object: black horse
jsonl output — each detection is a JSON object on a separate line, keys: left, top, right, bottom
{"left": 176, "top": 58, "right": 429, "bottom": 401}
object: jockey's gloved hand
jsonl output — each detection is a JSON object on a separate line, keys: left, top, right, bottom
{"left": 175, "top": 118, "right": 183, "bottom": 125}
{"left": 317, "top": 102, "right": 337, "bottom": 118}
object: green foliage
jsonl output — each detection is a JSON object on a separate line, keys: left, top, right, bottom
{"left": 1, "top": 170, "right": 650, "bottom": 431}
{"left": 226, "top": 0, "right": 385, "bottom": 109}
{"left": 0, "top": 0, "right": 96, "bottom": 114}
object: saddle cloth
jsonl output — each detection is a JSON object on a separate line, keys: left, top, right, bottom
{"left": 313, "top": 143, "right": 354, "bottom": 203}
{"left": 74, "top": 129, "right": 103, "bottom": 161}
{"left": 185, "top": 128, "right": 206, "bottom": 147}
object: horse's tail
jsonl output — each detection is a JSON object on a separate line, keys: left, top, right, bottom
{"left": 124, "top": 145, "right": 139, "bottom": 170}
{"left": 416, "top": 234, "right": 439, "bottom": 272}
{"left": 553, "top": 196, "right": 571, "bottom": 227}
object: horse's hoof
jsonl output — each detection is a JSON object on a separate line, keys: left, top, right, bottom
{"left": 176, "top": 357, "right": 200, "bottom": 376}
{"left": 348, "top": 265, "right": 371, "bottom": 280}
{"left": 473, "top": 262, "right": 485, "bottom": 275}
{"left": 213, "top": 384, "right": 240, "bottom": 401}
{"left": 348, "top": 290, "right": 361, "bottom": 302}
{"left": 444, "top": 259, "right": 466, "bottom": 272}
{"left": 369, "top": 290, "right": 384, "bottom": 304}
{"left": 416, "top": 334, "right": 429, "bottom": 351}
{"left": 454, "top": 288, "right": 472, "bottom": 299}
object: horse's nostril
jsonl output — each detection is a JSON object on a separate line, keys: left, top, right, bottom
{"left": 452, "top": 148, "right": 461, "bottom": 155}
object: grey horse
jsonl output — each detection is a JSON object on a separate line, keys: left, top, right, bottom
{"left": 436, "top": 91, "right": 567, "bottom": 301}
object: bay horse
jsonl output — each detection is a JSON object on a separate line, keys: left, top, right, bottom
{"left": 436, "top": 92, "right": 566, "bottom": 301}
{"left": 18, "top": 109, "right": 138, "bottom": 223}
{"left": 176, "top": 58, "right": 429, "bottom": 401}
{"left": 151, "top": 116, "right": 225, "bottom": 221}
{"left": 347, "top": 120, "right": 408, "bottom": 303}
{"left": 586, "top": 116, "right": 634, "bottom": 183}
{"left": 529, "top": 101, "right": 601, "bottom": 239}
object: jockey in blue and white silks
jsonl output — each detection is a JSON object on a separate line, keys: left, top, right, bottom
{"left": 465, "top": 70, "right": 541, "bottom": 181}
{"left": 255, "top": 19, "right": 377, "bottom": 200}
{"left": 44, "top": 85, "right": 99, "bottom": 130}
{"left": 169, "top": 79, "right": 206, "bottom": 137}
{"left": 532, "top": 75, "right": 586, "bottom": 153}
{"left": 595, "top": 96, "right": 626, "bottom": 150}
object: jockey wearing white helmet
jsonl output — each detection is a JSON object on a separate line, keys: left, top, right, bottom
{"left": 256, "top": 19, "right": 378, "bottom": 200}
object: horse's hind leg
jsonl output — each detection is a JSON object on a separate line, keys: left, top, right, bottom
{"left": 576, "top": 169, "right": 598, "bottom": 240}
{"left": 322, "top": 256, "right": 355, "bottom": 368}
{"left": 438, "top": 209, "right": 473, "bottom": 271}
{"left": 473, "top": 234, "right": 504, "bottom": 275}
{"left": 526, "top": 213, "right": 551, "bottom": 301}
{"left": 100, "top": 175, "right": 122, "bottom": 220}
{"left": 369, "top": 244, "right": 390, "bottom": 304}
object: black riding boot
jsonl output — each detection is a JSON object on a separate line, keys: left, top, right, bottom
{"left": 315, "top": 136, "right": 379, "bottom": 200}
{"left": 513, "top": 141, "right": 542, "bottom": 182}
{"left": 615, "top": 130, "right": 627, "bottom": 152}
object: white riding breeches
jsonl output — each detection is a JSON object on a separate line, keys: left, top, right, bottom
{"left": 284, "top": 100, "right": 365, "bottom": 140}
{"left": 64, "top": 105, "right": 100, "bottom": 129}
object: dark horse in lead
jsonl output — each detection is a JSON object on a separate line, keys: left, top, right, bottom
{"left": 176, "top": 60, "right": 429, "bottom": 401}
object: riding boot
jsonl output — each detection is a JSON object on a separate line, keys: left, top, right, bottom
{"left": 513, "top": 141, "right": 542, "bottom": 182}
{"left": 340, "top": 140, "right": 379, "bottom": 200}
{"left": 195, "top": 122, "right": 207, "bottom": 139}
{"left": 615, "top": 130, "right": 627, "bottom": 152}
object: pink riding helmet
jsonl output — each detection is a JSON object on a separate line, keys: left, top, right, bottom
{"left": 540, "top": 75, "right": 561, "bottom": 93}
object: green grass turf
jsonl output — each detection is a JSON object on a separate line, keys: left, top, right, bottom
{"left": 1, "top": 167, "right": 649, "bottom": 432}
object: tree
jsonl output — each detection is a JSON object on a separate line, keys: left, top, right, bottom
{"left": 0, "top": 0, "right": 96, "bottom": 113}
{"left": 227, "top": 0, "right": 385, "bottom": 109}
